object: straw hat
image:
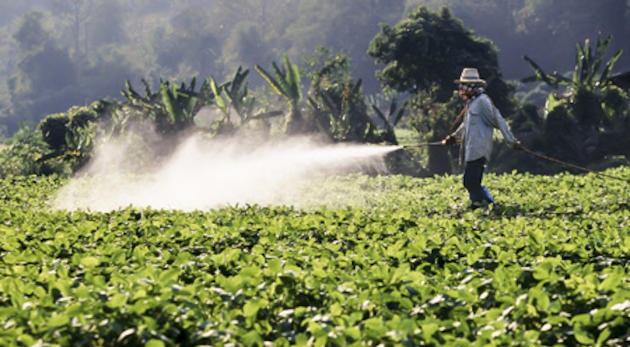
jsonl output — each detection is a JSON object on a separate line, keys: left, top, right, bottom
{"left": 455, "top": 68, "right": 486, "bottom": 85}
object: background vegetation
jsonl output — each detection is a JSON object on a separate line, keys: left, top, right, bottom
{"left": 0, "top": 0, "right": 628, "bottom": 177}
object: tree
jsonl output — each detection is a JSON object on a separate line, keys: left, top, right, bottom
{"left": 14, "top": 44, "right": 76, "bottom": 97}
{"left": 221, "top": 22, "right": 273, "bottom": 74}
{"left": 12, "top": 11, "right": 50, "bottom": 52}
{"left": 511, "top": 0, "right": 629, "bottom": 77}
{"left": 368, "top": 6, "right": 508, "bottom": 104}
{"left": 282, "top": 0, "right": 405, "bottom": 93}
{"left": 149, "top": 5, "right": 220, "bottom": 79}
{"left": 305, "top": 47, "right": 385, "bottom": 143}
{"left": 7, "top": 11, "right": 78, "bottom": 132}
{"left": 87, "top": 1, "right": 125, "bottom": 46}
{"left": 38, "top": 105, "right": 97, "bottom": 171}
{"left": 49, "top": 0, "right": 94, "bottom": 59}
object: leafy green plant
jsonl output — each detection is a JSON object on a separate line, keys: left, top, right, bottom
{"left": 223, "top": 66, "right": 255, "bottom": 123}
{"left": 37, "top": 105, "right": 99, "bottom": 172}
{"left": 255, "top": 54, "right": 307, "bottom": 135}
{"left": 0, "top": 167, "right": 629, "bottom": 346}
{"left": 524, "top": 35, "right": 622, "bottom": 97}
{"left": 0, "top": 123, "right": 68, "bottom": 177}
{"left": 305, "top": 48, "right": 390, "bottom": 144}
{"left": 121, "top": 78, "right": 214, "bottom": 135}
{"left": 523, "top": 34, "right": 629, "bottom": 165}
{"left": 370, "top": 95, "right": 406, "bottom": 145}
{"left": 203, "top": 68, "right": 283, "bottom": 136}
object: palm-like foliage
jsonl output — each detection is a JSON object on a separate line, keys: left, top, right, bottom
{"left": 523, "top": 34, "right": 628, "bottom": 165}
{"left": 122, "top": 78, "right": 213, "bottom": 135}
{"left": 206, "top": 67, "right": 283, "bottom": 135}
{"left": 308, "top": 80, "right": 382, "bottom": 143}
{"left": 523, "top": 35, "right": 623, "bottom": 103}
{"left": 223, "top": 66, "right": 255, "bottom": 123}
{"left": 255, "top": 54, "right": 306, "bottom": 135}
{"left": 62, "top": 123, "right": 94, "bottom": 170}
{"left": 207, "top": 75, "right": 233, "bottom": 133}
{"left": 369, "top": 96, "right": 406, "bottom": 145}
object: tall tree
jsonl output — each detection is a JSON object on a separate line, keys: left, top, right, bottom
{"left": 405, "top": 0, "right": 630, "bottom": 78}
{"left": 368, "top": 6, "right": 506, "bottom": 103}
{"left": 368, "top": 6, "right": 515, "bottom": 174}
{"left": 49, "top": 0, "right": 94, "bottom": 60}
{"left": 282, "top": 0, "right": 404, "bottom": 93}
{"left": 221, "top": 22, "right": 273, "bottom": 75}
{"left": 8, "top": 11, "right": 78, "bottom": 131}
{"left": 512, "top": 0, "right": 629, "bottom": 75}
{"left": 149, "top": 5, "right": 220, "bottom": 79}
{"left": 87, "top": 1, "right": 125, "bottom": 47}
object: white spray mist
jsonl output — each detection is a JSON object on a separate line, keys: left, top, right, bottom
{"left": 52, "top": 134, "right": 400, "bottom": 211}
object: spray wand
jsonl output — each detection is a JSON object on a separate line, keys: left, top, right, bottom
{"left": 402, "top": 141, "right": 446, "bottom": 148}
{"left": 516, "top": 145, "right": 629, "bottom": 183}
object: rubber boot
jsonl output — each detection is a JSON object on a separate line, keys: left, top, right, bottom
{"left": 482, "top": 186, "right": 494, "bottom": 203}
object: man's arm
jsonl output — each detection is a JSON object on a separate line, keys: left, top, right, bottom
{"left": 443, "top": 120, "right": 465, "bottom": 145}
{"left": 482, "top": 96, "right": 519, "bottom": 147}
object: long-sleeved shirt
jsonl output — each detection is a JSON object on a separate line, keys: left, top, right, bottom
{"left": 451, "top": 93, "right": 517, "bottom": 162}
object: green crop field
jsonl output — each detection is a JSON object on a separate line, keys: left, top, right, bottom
{"left": 1, "top": 167, "right": 629, "bottom": 346}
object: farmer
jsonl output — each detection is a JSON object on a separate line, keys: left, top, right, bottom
{"left": 443, "top": 68, "right": 521, "bottom": 209}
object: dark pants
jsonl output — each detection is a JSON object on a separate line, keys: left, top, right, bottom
{"left": 463, "top": 158, "right": 489, "bottom": 203}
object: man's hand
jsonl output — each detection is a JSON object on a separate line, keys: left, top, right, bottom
{"left": 442, "top": 135, "right": 456, "bottom": 145}
{"left": 511, "top": 140, "right": 523, "bottom": 150}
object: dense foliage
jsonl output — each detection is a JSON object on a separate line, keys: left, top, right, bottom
{"left": 368, "top": 7, "right": 504, "bottom": 103}
{"left": 0, "top": 168, "right": 629, "bottom": 346}
{"left": 0, "top": 0, "right": 627, "bottom": 136}
{"left": 521, "top": 35, "right": 629, "bottom": 166}
{"left": 0, "top": 3, "right": 627, "bottom": 179}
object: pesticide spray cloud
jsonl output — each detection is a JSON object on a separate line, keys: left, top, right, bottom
{"left": 52, "top": 134, "right": 400, "bottom": 211}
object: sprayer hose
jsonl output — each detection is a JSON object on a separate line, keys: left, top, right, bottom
{"left": 519, "top": 145, "right": 629, "bottom": 183}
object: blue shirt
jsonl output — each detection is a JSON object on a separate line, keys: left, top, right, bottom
{"left": 451, "top": 94, "right": 517, "bottom": 162}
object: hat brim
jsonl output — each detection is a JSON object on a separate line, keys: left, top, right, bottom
{"left": 454, "top": 79, "right": 486, "bottom": 84}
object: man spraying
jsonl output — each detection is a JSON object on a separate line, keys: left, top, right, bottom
{"left": 443, "top": 68, "right": 522, "bottom": 209}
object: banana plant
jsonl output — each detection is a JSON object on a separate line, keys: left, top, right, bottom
{"left": 370, "top": 95, "right": 407, "bottom": 145}
{"left": 223, "top": 66, "right": 255, "bottom": 123}
{"left": 307, "top": 76, "right": 388, "bottom": 143}
{"left": 206, "top": 75, "right": 236, "bottom": 134}
{"left": 522, "top": 34, "right": 627, "bottom": 164}
{"left": 308, "top": 80, "right": 363, "bottom": 141}
{"left": 255, "top": 54, "right": 307, "bottom": 135}
{"left": 523, "top": 34, "right": 623, "bottom": 126}
{"left": 308, "top": 89, "right": 343, "bottom": 141}
{"left": 63, "top": 123, "right": 94, "bottom": 170}
{"left": 159, "top": 79, "right": 200, "bottom": 132}
{"left": 523, "top": 34, "right": 623, "bottom": 105}
{"left": 121, "top": 78, "right": 214, "bottom": 135}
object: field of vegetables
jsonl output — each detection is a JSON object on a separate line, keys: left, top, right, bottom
{"left": 0, "top": 167, "right": 629, "bottom": 346}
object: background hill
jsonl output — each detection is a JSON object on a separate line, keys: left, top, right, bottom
{"left": 0, "top": 0, "right": 628, "bottom": 136}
